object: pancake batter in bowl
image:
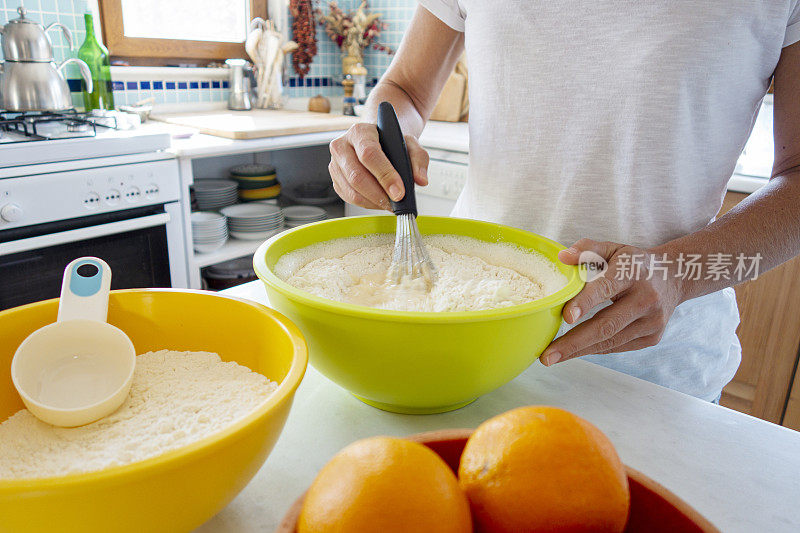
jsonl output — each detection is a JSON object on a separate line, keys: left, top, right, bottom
{"left": 275, "top": 234, "right": 567, "bottom": 312}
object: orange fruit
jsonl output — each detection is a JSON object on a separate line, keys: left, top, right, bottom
{"left": 298, "top": 436, "right": 472, "bottom": 533}
{"left": 458, "top": 406, "right": 630, "bottom": 532}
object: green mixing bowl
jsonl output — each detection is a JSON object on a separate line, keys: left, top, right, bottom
{"left": 254, "top": 216, "right": 584, "bottom": 414}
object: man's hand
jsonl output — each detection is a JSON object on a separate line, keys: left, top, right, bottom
{"left": 328, "top": 123, "right": 429, "bottom": 210}
{"left": 326, "top": 6, "right": 463, "bottom": 211}
{"left": 540, "top": 239, "right": 685, "bottom": 366}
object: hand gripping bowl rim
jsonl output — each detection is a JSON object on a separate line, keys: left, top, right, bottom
{"left": 0, "top": 288, "right": 308, "bottom": 491}
{"left": 253, "top": 215, "right": 586, "bottom": 324}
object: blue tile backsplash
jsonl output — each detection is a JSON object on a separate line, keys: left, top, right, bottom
{"left": 112, "top": 79, "right": 230, "bottom": 105}
{"left": 0, "top": 0, "right": 416, "bottom": 109}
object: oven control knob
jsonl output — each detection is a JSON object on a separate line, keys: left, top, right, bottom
{"left": 1, "top": 203, "right": 22, "bottom": 223}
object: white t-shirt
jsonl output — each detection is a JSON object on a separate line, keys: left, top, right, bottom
{"left": 418, "top": 0, "right": 800, "bottom": 401}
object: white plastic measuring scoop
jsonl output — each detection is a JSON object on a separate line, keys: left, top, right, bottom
{"left": 11, "top": 257, "right": 136, "bottom": 427}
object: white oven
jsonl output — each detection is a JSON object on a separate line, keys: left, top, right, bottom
{"left": 0, "top": 153, "right": 187, "bottom": 310}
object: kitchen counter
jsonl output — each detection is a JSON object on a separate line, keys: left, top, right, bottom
{"left": 136, "top": 121, "right": 343, "bottom": 159}
{"left": 196, "top": 281, "right": 800, "bottom": 533}
{"left": 146, "top": 114, "right": 768, "bottom": 194}
{"left": 418, "top": 120, "right": 469, "bottom": 153}
{"left": 139, "top": 116, "right": 469, "bottom": 159}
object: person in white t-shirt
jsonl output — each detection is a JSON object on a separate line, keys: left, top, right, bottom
{"left": 327, "top": 1, "right": 800, "bottom": 402}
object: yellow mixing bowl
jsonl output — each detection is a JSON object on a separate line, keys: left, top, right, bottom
{"left": 254, "top": 216, "right": 583, "bottom": 415}
{"left": 0, "top": 289, "right": 307, "bottom": 533}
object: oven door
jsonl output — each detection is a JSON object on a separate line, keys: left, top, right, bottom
{"left": 0, "top": 204, "right": 176, "bottom": 311}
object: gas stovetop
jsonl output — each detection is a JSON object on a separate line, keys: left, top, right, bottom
{"left": 0, "top": 110, "right": 172, "bottom": 170}
{"left": 0, "top": 110, "right": 118, "bottom": 144}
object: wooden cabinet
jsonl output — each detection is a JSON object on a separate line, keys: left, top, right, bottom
{"left": 718, "top": 191, "right": 800, "bottom": 425}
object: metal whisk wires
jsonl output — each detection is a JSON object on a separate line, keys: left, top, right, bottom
{"left": 389, "top": 213, "right": 437, "bottom": 286}
{"left": 376, "top": 101, "right": 438, "bottom": 288}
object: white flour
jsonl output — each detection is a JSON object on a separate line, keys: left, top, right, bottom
{"left": 276, "top": 234, "right": 567, "bottom": 312}
{"left": 0, "top": 350, "right": 277, "bottom": 480}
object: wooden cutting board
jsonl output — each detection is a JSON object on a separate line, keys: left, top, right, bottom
{"left": 150, "top": 109, "right": 359, "bottom": 140}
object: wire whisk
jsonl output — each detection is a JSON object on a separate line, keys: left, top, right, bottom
{"left": 388, "top": 213, "right": 437, "bottom": 286}
{"left": 377, "top": 101, "right": 437, "bottom": 288}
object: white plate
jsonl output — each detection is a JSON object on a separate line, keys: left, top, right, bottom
{"left": 196, "top": 193, "right": 238, "bottom": 198}
{"left": 229, "top": 210, "right": 284, "bottom": 217}
{"left": 283, "top": 205, "right": 326, "bottom": 220}
{"left": 194, "top": 223, "right": 228, "bottom": 229}
{"left": 193, "top": 234, "right": 228, "bottom": 242}
{"left": 193, "top": 222, "right": 227, "bottom": 230}
{"left": 196, "top": 199, "right": 238, "bottom": 206}
{"left": 197, "top": 196, "right": 236, "bottom": 205}
{"left": 197, "top": 196, "right": 237, "bottom": 202}
{"left": 194, "top": 230, "right": 228, "bottom": 237}
{"left": 196, "top": 197, "right": 238, "bottom": 203}
{"left": 196, "top": 200, "right": 237, "bottom": 206}
{"left": 229, "top": 217, "right": 283, "bottom": 225}
{"left": 192, "top": 220, "right": 227, "bottom": 226}
{"left": 220, "top": 203, "right": 282, "bottom": 219}
{"left": 229, "top": 226, "right": 282, "bottom": 233}
{"left": 227, "top": 214, "right": 284, "bottom": 223}
{"left": 195, "top": 192, "right": 238, "bottom": 198}
{"left": 193, "top": 180, "right": 238, "bottom": 191}
{"left": 195, "top": 189, "right": 238, "bottom": 195}
{"left": 228, "top": 218, "right": 284, "bottom": 227}
{"left": 191, "top": 211, "right": 225, "bottom": 223}
{"left": 197, "top": 202, "right": 237, "bottom": 210}
{"left": 230, "top": 229, "right": 282, "bottom": 240}
{"left": 286, "top": 216, "right": 326, "bottom": 225}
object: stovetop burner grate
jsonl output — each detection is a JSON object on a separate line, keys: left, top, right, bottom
{"left": 0, "top": 110, "right": 118, "bottom": 144}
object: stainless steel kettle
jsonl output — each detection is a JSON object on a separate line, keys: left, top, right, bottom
{"left": 0, "top": 5, "right": 93, "bottom": 111}
{"left": 1, "top": 6, "right": 73, "bottom": 62}
{"left": 1, "top": 59, "right": 92, "bottom": 111}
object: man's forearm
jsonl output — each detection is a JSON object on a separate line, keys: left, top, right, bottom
{"left": 653, "top": 171, "right": 800, "bottom": 303}
{"left": 361, "top": 79, "right": 427, "bottom": 138}
{"left": 354, "top": 5, "right": 463, "bottom": 138}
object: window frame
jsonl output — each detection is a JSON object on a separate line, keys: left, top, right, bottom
{"left": 98, "top": 0, "right": 267, "bottom": 65}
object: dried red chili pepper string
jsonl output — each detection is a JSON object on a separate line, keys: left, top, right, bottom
{"left": 290, "top": 0, "right": 318, "bottom": 79}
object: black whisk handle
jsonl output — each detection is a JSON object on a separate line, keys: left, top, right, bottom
{"left": 376, "top": 101, "right": 417, "bottom": 217}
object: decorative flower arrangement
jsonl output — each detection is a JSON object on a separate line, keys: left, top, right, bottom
{"left": 317, "top": 1, "right": 393, "bottom": 75}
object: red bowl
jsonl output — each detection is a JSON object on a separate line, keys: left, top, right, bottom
{"left": 277, "top": 429, "right": 719, "bottom": 533}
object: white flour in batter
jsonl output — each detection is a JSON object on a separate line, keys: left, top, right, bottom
{"left": 275, "top": 234, "right": 568, "bottom": 312}
{"left": 0, "top": 350, "right": 277, "bottom": 480}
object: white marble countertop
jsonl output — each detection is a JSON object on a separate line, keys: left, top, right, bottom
{"left": 196, "top": 281, "right": 800, "bottom": 533}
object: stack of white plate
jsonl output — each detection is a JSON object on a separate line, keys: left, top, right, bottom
{"left": 192, "top": 211, "right": 228, "bottom": 253}
{"left": 283, "top": 205, "right": 327, "bottom": 228}
{"left": 220, "top": 203, "right": 285, "bottom": 240}
{"left": 193, "top": 180, "right": 238, "bottom": 210}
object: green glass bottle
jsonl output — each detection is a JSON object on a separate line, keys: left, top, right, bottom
{"left": 78, "top": 12, "right": 115, "bottom": 111}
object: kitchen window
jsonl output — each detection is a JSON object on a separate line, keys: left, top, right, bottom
{"left": 97, "top": 0, "right": 267, "bottom": 65}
